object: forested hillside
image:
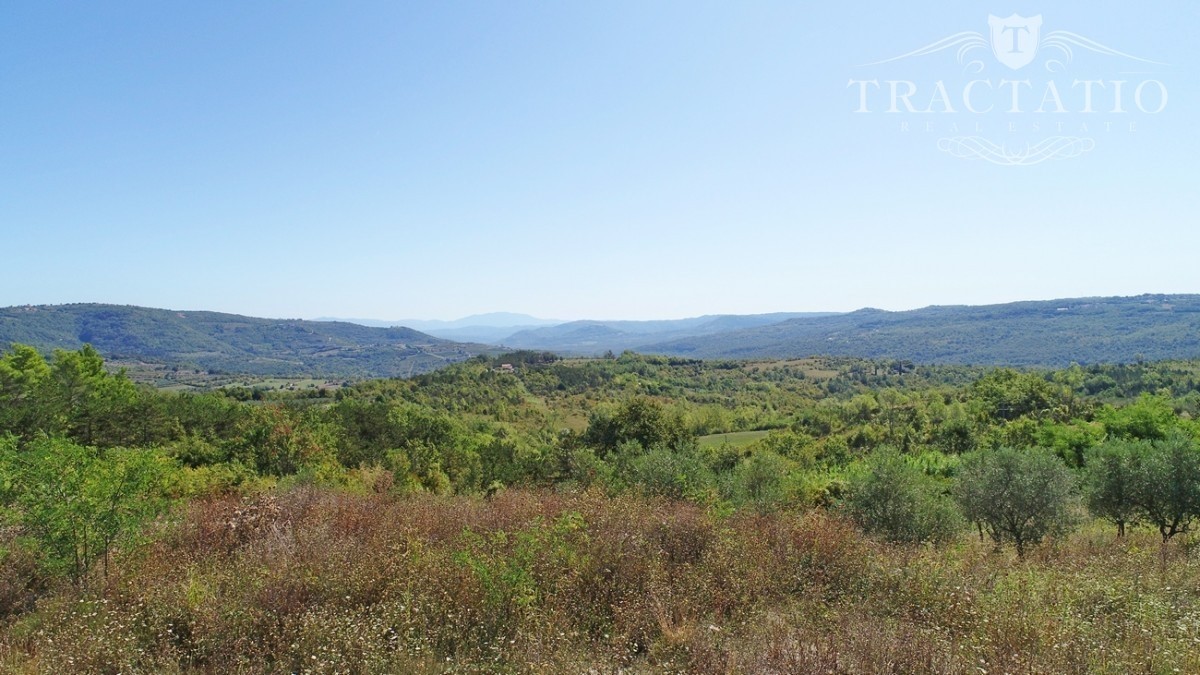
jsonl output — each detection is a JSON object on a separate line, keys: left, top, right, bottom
{"left": 0, "top": 304, "right": 492, "bottom": 378}
{"left": 2, "top": 343, "right": 1200, "bottom": 672}
{"left": 650, "top": 294, "right": 1200, "bottom": 365}
{"left": 6, "top": 296, "right": 1200, "bottom": 383}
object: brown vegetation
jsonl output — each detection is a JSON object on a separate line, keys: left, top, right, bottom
{"left": 2, "top": 487, "right": 1197, "bottom": 673}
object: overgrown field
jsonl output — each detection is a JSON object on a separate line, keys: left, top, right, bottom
{"left": 1, "top": 345, "right": 1200, "bottom": 672}
{"left": 1, "top": 489, "right": 1198, "bottom": 673}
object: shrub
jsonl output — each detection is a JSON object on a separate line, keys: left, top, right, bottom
{"left": 0, "top": 436, "right": 174, "bottom": 583}
{"left": 846, "top": 447, "right": 962, "bottom": 543}
{"left": 726, "top": 450, "right": 793, "bottom": 512}
{"left": 625, "top": 447, "right": 716, "bottom": 502}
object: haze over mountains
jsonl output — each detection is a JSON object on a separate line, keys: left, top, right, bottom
{"left": 323, "top": 312, "right": 840, "bottom": 350}
{"left": 499, "top": 313, "right": 835, "bottom": 353}
{"left": 315, "top": 312, "right": 562, "bottom": 344}
{"left": 2, "top": 295, "right": 1198, "bottom": 381}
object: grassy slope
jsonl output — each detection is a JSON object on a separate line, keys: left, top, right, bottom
{"left": 697, "top": 429, "right": 772, "bottom": 449}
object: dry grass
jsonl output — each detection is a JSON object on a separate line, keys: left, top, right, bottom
{"left": 0, "top": 488, "right": 1198, "bottom": 673}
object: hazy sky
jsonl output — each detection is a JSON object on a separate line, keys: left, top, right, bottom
{"left": 2, "top": 1, "right": 1196, "bottom": 320}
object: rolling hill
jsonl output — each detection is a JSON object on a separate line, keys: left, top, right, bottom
{"left": 645, "top": 295, "right": 1200, "bottom": 366}
{"left": 0, "top": 304, "right": 495, "bottom": 378}
{"left": 5, "top": 296, "right": 1198, "bottom": 378}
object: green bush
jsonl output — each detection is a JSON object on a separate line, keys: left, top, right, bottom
{"left": 846, "top": 447, "right": 961, "bottom": 543}
{"left": 0, "top": 436, "right": 174, "bottom": 584}
{"left": 625, "top": 447, "right": 716, "bottom": 503}
{"left": 725, "top": 450, "right": 796, "bottom": 512}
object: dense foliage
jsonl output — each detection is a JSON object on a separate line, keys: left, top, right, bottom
{"left": 1, "top": 343, "right": 1200, "bottom": 671}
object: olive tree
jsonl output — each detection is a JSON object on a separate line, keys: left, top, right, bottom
{"left": 1083, "top": 439, "right": 1145, "bottom": 537}
{"left": 1134, "top": 432, "right": 1200, "bottom": 542}
{"left": 954, "top": 447, "right": 1077, "bottom": 558}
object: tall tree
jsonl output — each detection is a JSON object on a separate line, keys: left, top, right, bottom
{"left": 0, "top": 344, "right": 51, "bottom": 437}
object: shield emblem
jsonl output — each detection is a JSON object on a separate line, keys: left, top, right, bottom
{"left": 988, "top": 14, "right": 1042, "bottom": 70}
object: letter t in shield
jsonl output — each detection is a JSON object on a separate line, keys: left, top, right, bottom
{"left": 988, "top": 14, "right": 1043, "bottom": 70}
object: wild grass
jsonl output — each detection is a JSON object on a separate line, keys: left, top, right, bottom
{"left": 696, "top": 430, "right": 772, "bottom": 451}
{"left": 1, "top": 488, "right": 1197, "bottom": 673}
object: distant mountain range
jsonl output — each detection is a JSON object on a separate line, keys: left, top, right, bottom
{"left": 315, "top": 312, "right": 562, "bottom": 344}
{"left": 500, "top": 313, "right": 836, "bottom": 353}
{"left": 3, "top": 295, "right": 1199, "bottom": 381}
{"left": 0, "top": 304, "right": 494, "bottom": 378}
{"left": 321, "top": 312, "right": 844, "bottom": 351}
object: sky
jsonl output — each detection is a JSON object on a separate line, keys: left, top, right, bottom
{"left": 2, "top": 1, "right": 1197, "bottom": 321}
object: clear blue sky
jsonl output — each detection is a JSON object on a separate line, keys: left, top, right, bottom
{"left": 2, "top": 1, "right": 1196, "bottom": 320}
